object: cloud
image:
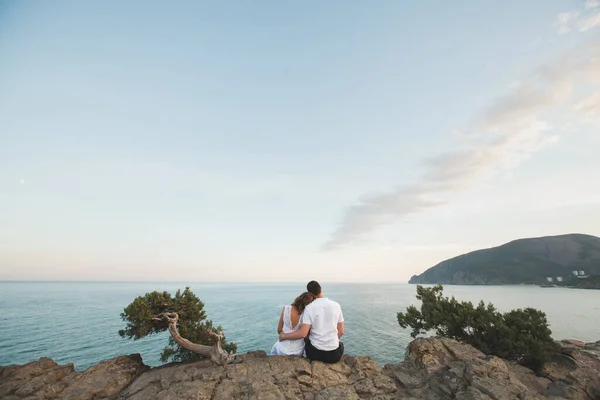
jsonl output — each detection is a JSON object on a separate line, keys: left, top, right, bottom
{"left": 477, "top": 82, "right": 569, "bottom": 132}
{"left": 322, "top": 41, "right": 600, "bottom": 251}
{"left": 321, "top": 185, "right": 446, "bottom": 251}
{"left": 557, "top": 12, "right": 580, "bottom": 35}
{"left": 556, "top": 2, "right": 600, "bottom": 34}
{"left": 586, "top": 0, "right": 600, "bottom": 10}
{"left": 573, "top": 91, "right": 600, "bottom": 120}
{"left": 579, "top": 12, "right": 600, "bottom": 31}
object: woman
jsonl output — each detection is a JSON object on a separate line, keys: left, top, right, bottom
{"left": 270, "top": 292, "right": 314, "bottom": 356}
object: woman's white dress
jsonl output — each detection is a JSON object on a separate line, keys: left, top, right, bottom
{"left": 270, "top": 305, "right": 305, "bottom": 356}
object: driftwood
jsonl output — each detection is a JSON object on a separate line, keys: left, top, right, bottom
{"left": 152, "top": 312, "right": 240, "bottom": 366}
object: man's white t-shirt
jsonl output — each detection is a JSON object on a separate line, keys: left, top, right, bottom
{"left": 300, "top": 297, "right": 344, "bottom": 351}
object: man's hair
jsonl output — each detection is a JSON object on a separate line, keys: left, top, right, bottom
{"left": 307, "top": 280, "right": 322, "bottom": 296}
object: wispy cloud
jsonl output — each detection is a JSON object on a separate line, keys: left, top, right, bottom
{"left": 573, "top": 91, "right": 600, "bottom": 120}
{"left": 322, "top": 41, "right": 600, "bottom": 251}
{"left": 557, "top": 1, "right": 600, "bottom": 34}
{"left": 579, "top": 12, "right": 600, "bottom": 31}
{"left": 586, "top": 0, "right": 600, "bottom": 10}
{"left": 557, "top": 12, "right": 580, "bottom": 35}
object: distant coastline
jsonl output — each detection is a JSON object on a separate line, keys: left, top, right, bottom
{"left": 409, "top": 233, "right": 600, "bottom": 287}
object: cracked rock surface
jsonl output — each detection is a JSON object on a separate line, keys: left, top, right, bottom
{"left": 2, "top": 338, "right": 599, "bottom": 399}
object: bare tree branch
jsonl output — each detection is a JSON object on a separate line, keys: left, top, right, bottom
{"left": 152, "top": 312, "right": 240, "bottom": 366}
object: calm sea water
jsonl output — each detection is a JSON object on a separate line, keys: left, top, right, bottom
{"left": 1, "top": 282, "right": 599, "bottom": 371}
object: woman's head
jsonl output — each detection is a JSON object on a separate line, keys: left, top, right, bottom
{"left": 292, "top": 292, "right": 314, "bottom": 314}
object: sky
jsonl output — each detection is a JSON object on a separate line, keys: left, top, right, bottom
{"left": 1, "top": 1, "right": 600, "bottom": 282}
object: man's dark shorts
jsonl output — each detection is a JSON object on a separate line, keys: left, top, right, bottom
{"left": 304, "top": 338, "right": 344, "bottom": 363}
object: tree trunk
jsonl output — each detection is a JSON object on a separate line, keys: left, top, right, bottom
{"left": 153, "top": 312, "right": 238, "bottom": 366}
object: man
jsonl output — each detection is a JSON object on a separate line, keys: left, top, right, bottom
{"left": 279, "top": 280, "right": 345, "bottom": 363}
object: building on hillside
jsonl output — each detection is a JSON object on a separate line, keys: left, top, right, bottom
{"left": 579, "top": 270, "right": 585, "bottom": 276}
{"left": 573, "top": 270, "right": 579, "bottom": 276}
{"left": 546, "top": 277, "right": 554, "bottom": 282}
{"left": 557, "top": 276, "right": 563, "bottom": 282}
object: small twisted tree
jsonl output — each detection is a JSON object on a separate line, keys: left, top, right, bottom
{"left": 119, "top": 287, "right": 237, "bottom": 365}
{"left": 398, "top": 285, "right": 557, "bottom": 370}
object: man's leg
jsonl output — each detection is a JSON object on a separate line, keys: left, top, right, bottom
{"left": 304, "top": 338, "right": 344, "bottom": 363}
{"left": 304, "top": 337, "right": 318, "bottom": 360}
{"left": 324, "top": 343, "right": 343, "bottom": 363}
{"left": 304, "top": 338, "right": 331, "bottom": 362}
{"left": 313, "top": 345, "right": 344, "bottom": 363}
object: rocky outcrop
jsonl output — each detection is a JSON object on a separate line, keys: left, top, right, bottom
{"left": 1, "top": 338, "right": 599, "bottom": 399}
{"left": 115, "top": 350, "right": 397, "bottom": 400}
{"left": 384, "top": 337, "right": 600, "bottom": 399}
{"left": 540, "top": 339, "right": 600, "bottom": 399}
{"left": 0, "top": 354, "right": 148, "bottom": 400}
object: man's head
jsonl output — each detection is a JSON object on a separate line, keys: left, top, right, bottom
{"left": 307, "top": 280, "right": 322, "bottom": 297}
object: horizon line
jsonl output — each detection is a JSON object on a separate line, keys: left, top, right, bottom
{"left": 0, "top": 280, "right": 411, "bottom": 284}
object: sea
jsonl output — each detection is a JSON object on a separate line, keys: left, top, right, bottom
{"left": 1, "top": 282, "right": 599, "bottom": 371}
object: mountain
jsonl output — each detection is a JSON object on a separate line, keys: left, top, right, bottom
{"left": 409, "top": 234, "right": 600, "bottom": 285}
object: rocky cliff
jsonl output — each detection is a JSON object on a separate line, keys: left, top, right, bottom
{"left": 2, "top": 337, "right": 599, "bottom": 399}
{"left": 409, "top": 233, "right": 600, "bottom": 285}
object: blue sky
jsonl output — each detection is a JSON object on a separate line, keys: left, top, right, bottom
{"left": 2, "top": 1, "right": 600, "bottom": 281}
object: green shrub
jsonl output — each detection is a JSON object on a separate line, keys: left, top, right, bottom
{"left": 119, "top": 287, "right": 237, "bottom": 362}
{"left": 397, "top": 285, "right": 557, "bottom": 370}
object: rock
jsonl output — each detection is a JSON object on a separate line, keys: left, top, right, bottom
{"left": 116, "top": 359, "right": 222, "bottom": 400}
{"left": 506, "top": 362, "right": 552, "bottom": 395}
{"left": 0, "top": 357, "right": 75, "bottom": 399}
{"left": 540, "top": 340, "right": 600, "bottom": 399}
{"left": 59, "top": 354, "right": 148, "bottom": 399}
{"left": 314, "top": 384, "right": 359, "bottom": 400}
{"left": 0, "top": 354, "right": 147, "bottom": 399}
{"left": 2, "top": 338, "right": 600, "bottom": 399}
{"left": 385, "top": 337, "right": 599, "bottom": 400}
{"left": 117, "top": 351, "right": 397, "bottom": 400}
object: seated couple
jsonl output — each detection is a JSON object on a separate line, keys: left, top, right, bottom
{"left": 270, "top": 280, "right": 345, "bottom": 364}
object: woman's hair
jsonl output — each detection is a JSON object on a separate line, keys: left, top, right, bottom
{"left": 292, "top": 292, "right": 314, "bottom": 314}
